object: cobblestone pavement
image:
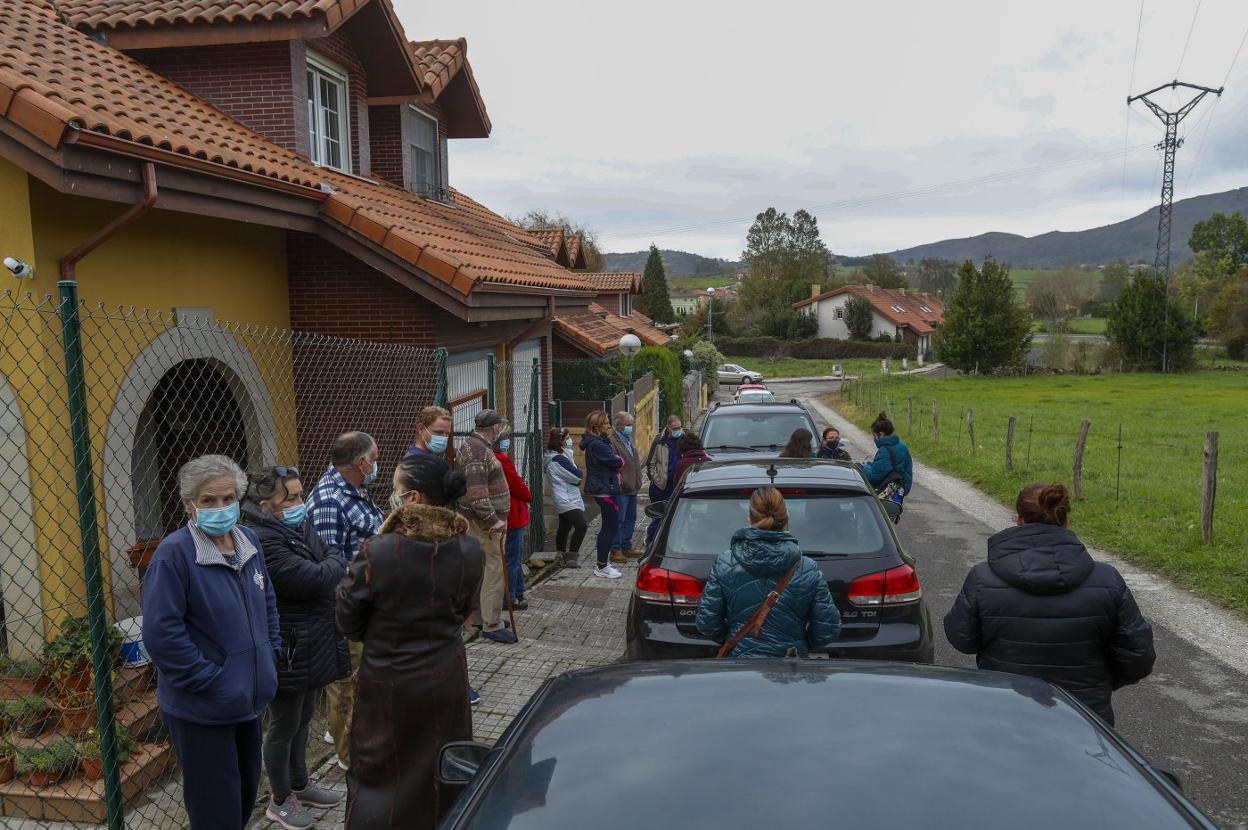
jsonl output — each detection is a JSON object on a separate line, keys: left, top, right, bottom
{"left": 249, "top": 513, "right": 639, "bottom": 829}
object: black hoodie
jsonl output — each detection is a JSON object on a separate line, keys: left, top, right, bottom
{"left": 943, "top": 522, "right": 1155, "bottom": 724}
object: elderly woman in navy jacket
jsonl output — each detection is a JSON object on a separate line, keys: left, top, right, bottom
{"left": 143, "top": 454, "right": 281, "bottom": 830}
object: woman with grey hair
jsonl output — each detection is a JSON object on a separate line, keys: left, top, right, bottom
{"left": 143, "top": 454, "right": 282, "bottom": 830}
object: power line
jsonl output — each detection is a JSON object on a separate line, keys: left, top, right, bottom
{"left": 605, "top": 143, "right": 1156, "bottom": 239}
{"left": 1175, "top": 0, "right": 1203, "bottom": 78}
{"left": 1183, "top": 18, "right": 1248, "bottom": 189}
{"left": 1122, "top": 0, "right": 1146, "bottom": 208}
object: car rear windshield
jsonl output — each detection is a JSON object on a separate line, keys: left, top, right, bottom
{"left": 703, "top": 411, "right": 814, "bottom": 452}
{"left": 665, "top": 493, "right": 892, "bottom": 557}
{"left": 737, "top": 392, "right": 774, "bottom": 403}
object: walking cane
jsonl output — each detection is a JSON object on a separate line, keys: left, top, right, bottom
{"left": 497, "top": 531, "right": 519, "bottom": 639}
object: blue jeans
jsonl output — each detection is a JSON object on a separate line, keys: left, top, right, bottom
{"left": 612, "top": 494, "right": 638, "bottom": 551}
{"left": 505, "top": 528, "right": 526, "bottom": 600}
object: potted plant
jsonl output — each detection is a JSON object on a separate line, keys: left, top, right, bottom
{"left": 76, "top": 725, "right": 134, "bottom": 781}
{"left": 16, "top": 738, "right": 78, "bottom": 788}
{"left": 57, "top": 688, "right": 95, "bottom": 733}
{"left": 0, "top": 657, "right": 42, "bottom": 700}
{"left": 5, "top": 696, "right": 51, "bottom": 738}
{"left": 0, "top": 736, "right": 15, "bottom": 783}
{"left": 44, "top": 617, "right": 121, "bottom": 699}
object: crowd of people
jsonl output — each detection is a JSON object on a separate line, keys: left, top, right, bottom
{"left": 139, "top": 402, "right": 1154, "bottom": 830}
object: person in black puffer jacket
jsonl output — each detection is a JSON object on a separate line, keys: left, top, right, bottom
{"left": 943, "top": 482, "right": 1155, "bottom": 725}
{"left": 243, "top": 467, "right": 350, "bottom": 825}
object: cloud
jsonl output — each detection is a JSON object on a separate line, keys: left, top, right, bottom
{"left": 1019, "top": 95, "right": 1057, "bottom": 114}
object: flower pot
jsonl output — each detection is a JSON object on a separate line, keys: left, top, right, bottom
{"left": 127, "top": 540, "right": 160, "bottom": 570}
{"left": 80, "top": 757, "right": 103, "bottom": 782}
{"left": 0, "top": 678, "right": 36, "bottom": 700}
{"left": 55, "top": 663, "right": 94, "bottom": 698}
{"left": 15, "top": 712, "right": 52, "bottom": 738}
{"left": 59, "top": 703, "right": 95, "bottom": 733}
{"left": 22, "top": 769, "right": 63, "bottom": 789}
{"left": 0, "top": 757, "right": 13, "bottom": 783}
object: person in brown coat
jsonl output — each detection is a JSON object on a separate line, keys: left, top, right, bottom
{"left": 607, "top": 410, "right": 643, "bottom": 562}
{"left": 337, "top": 455, "right": 484, "bottom": 830}
{"left": 454, "top": 409, "right": 514, "bottom": 644}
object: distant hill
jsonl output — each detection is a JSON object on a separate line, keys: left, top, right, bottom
{"left": 602, "top": 249, "right": 740, "bottom": 276}
{"left": 884, "top": 186, "right": 1248, "bottom": 268}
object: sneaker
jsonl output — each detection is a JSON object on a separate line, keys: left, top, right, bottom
{"left": 469, "top": 686, "right": 481, "bottom": 706}
{"left": 293, "top": 785, "right": 343, "bottom": 808}
{"left": 266, "top": 796, "right": 314, "bottom": 830}
{"left": 512, "top": 596, "right": 529, "bottom": 610}
{"left": 482, "top": 627, "right": 518, "bottom": 644}
{"left": 322, "top": 730, "right": 333, "bottom": 745}
{"left": 336, "top": 759, "right": 348, "bottom": 772}
{"left": 563, "top": 555, "right": 581, "bottom": 568}
{"left": 622, "top": 548, "right": 645, "bottom": 560}
{"left": 609, "top": 550, "right": 629, "bottom": 564}
{"left": 594, "top": 564, "right": 623, "bottom": 579}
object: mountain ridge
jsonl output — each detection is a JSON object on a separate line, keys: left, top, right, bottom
{"left": 602, "top": 249, "right": 740, "bottom": 276}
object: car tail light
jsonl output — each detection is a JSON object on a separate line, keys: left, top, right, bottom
{"left": 636, "top": 562, "right": 704, "bottom": 605}
{"left": 847, "top": 564, "right": 922, "bottom": 606}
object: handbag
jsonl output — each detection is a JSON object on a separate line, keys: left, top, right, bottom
{"left": 716, "top": 561, "right": 801, "bottom": 658}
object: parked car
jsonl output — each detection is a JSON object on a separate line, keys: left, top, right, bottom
{"left": 733, "top": 383, "right": 773, "bottom": 404}
{"left": 717, "top": 363, "right": 763, "bottom": 385}
{"left": 436, "top": 661, "right": 1212, "bottom": 830}
{"left": 625, "top": 459, "right": 934, "bottom": 663}
{"left": 696, "top": 400, "right": 819, "bottom": 461}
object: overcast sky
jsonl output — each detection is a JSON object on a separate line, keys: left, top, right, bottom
{"left": 396, "top": 0, "right": 1248, "bottom": 259}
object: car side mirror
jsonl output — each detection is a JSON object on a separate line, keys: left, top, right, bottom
{"left": 644, "top": 501, "right": 667, "bottom": 519}
{"left": 438, "top": 741, "right": 493, "bottom": 785}
{"left": 1155, "top": 767, "right": 1184, "bottom": 793}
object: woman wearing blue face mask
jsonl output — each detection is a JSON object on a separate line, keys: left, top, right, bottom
{"left": 243, "top": 466, "right": 350, "bottom": 827}
{"left": 142, "top": 454, "right": 282, "bottom": 830}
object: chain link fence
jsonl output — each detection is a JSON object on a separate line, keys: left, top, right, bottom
{"left": 0, "top": 286, "right": 490, "bottom": 827}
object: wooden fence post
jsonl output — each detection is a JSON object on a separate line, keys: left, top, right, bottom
{"left": 907, "top": 398, "right": 914, "bottom": 435}
{"left": 1006, "top": 416, "right": 1016, "bottom": 471}
{"left": 1202, "top": 431, "right": 1218, "bottom": 544}
{"left": 932, "top": 401, "right": 939, "bottom": 442}
{"left": 967, "top": 408, "right": 976, "bottom": 456}
{"left": 1073, "top": 420, "right": 1091, "bottom": 500}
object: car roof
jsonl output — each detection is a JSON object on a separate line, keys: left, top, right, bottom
{"left": 681, "top": 459, "right": 869, "bottom": 493}
{"left": 454, "top": 661, "right": 1209, "bottom": 830}
{"left": 707, "top": 401, "right": 806, "bottom": 414}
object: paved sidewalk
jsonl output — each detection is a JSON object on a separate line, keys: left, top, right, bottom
{"left": 250, "top": 514, "right": 640, "bottom": 829}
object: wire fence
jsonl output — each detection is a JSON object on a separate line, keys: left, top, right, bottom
{"left": 0, "top": 287, "right": 546, "bottom": 827}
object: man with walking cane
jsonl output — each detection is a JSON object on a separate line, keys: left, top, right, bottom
{"left": 456, "top": 410, "right": 517, "bottom": 644}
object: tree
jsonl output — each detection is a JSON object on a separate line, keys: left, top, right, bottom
{"left": 637, "top": 244, "right": 675, "bottom": 323}
{"left": 1027, "top": 268, "right": 1094, "bottom": 331}
{"left": 1097, "top": 260, "right": 1130, "bottom": 303}
{"left": 915, "top": 257, "right": 959, "bottom": 297}
{"left": 510, "top": 209, "right": 605, "bottom": 270}
{"left": 934, "top": 259, "right": 1032, "bottom": 372}
{"left": 1208, "top": 269, "right": 1248, "bottom": 342}
{"left": 738, "top": 208, "right": 830, "bottom": 311}
{"left": 843, "top": 296, "right": 874, "bottom": 340}
{"left": 861, "top": 254, "right": 907, "bottom": 289}
{"left": 1107, "top": 274, "right": 1199, "bottom": 372}
{"left": 1189, "top": 211, "right": 1248, "bottom": 271}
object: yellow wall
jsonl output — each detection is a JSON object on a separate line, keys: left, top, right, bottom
{"left": 0, "top": 166, "right": 295, "bottom": 630}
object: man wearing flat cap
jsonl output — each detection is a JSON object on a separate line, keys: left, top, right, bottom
{"left": 455, "top": 409, "right": 516, "bottom": 643}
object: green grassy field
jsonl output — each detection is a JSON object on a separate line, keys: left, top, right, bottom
{"left": 829, "top": 371, "right": 1248, "bottom": 614}
{"left": 725, "top": 356, "right": 909, "bottom": 380}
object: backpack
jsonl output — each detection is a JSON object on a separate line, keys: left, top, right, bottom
{"left": 875, "top": 444, "right": 906, "bottom": 524}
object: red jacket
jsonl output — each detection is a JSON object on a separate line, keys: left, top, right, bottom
{"left": 495, "top": 451, "right": 532, "bottom": 530}
{"left": 672, "top": 449, "right": 713, "bottom": 488}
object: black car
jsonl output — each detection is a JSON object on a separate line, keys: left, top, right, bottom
{"left": 696, "top": 400, "right": 820, "bottom": 461}
{"left": 437, "top": 661, "right": 1214, "bottom": 830}
{"left": 625, "top": 459, "right": 934, "bottom": 662}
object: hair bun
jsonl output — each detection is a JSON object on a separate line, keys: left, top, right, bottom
{"left": 441, "top": 470, "right": 468, "bottom": 504}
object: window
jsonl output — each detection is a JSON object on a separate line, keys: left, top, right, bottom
{"left": 834, "top": 306, "right": 844, "bottom": 319}
{"left": 666, "top": 494, "right": 889, "bottom": 558}
{"left": 702, "top": 412, "right": 817, "bottom": 453}
{"left": 307, "top": 54, "right": 350, "bottom": 171}
{"left": 919, "top": 305, "right": 933, "bottom": 313}
{"left": 620, "top": 294, "right": 632, "bottom": 316}
{"left": 890, "top": 305, "right": 906, "bottom": 313}
{"left": 408, "top": 106, "right": 440, "bottom": 195}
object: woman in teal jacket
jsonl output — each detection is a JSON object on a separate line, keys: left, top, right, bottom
{"left": 859, "top": 412, "right": 913, "bottom": 495}
{"left": 696, "top": 487, "right": 840, "bottom": 657}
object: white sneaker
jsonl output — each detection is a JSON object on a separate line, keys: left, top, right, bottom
{"left": 323, "top": 731, "right": 333, "bottom": 745}
{"left": 594, "top": 564, "right": 622, "bottom": 579}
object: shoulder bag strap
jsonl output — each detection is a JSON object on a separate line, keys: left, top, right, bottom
{"left": 716, "top": 561, "right": 802, "bottom": 658}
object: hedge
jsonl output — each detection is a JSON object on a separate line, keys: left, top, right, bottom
{"left": 713, "top": 336, "right": 916, "bottom": 361}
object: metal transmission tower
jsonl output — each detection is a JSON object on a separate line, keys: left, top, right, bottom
{"left": 1127, "top": 80, "right": 1222, "bottom": 372}
{"left": 1128, "top": 81, "right": 1223, "bottom": 280}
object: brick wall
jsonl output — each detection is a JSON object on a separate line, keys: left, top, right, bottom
{"left": 552, "top": 332, "right": 596, "bottom": 360}
{"left": 131, "top": 42, "right": 309, "bottom": 156}
{"left": 368, "top": 105, "right": 403, "bottom": 185}
{"left": 306, "top": 32, "right": 369, "bottom": 174}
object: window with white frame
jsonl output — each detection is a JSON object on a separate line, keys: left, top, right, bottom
{"left": 620, "top": 293, "right": 632, "bottom": 317}
{"left": 834, "top": 306, "right": 844, "bottom": 319}
{"left": 307, "top": 54, "right": 350, "bottom": 172}
{"left": 919, "top": 305, "right": 933, "bottom": 313}
{"left": 408, "top": 106, "right": 440, "bottom": 195}
{"left": 890, "top": 305, "right": 906, "bottom": 313}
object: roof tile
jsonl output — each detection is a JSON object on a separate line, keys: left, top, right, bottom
{"left": 554, "top": 303, "right": 671, "bottom": 355}
{"left": 57, "top": 0, "right": 346, "bottom": 31}
{"left": 581, "top": 272, "right": 640, "bottom": 293}
{"left": 794, "top": 284, "right": 945, "bottom": 332}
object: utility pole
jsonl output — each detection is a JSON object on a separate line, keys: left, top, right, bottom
{"left": 1127, "top": 80, "right": 1222, "bottom": 372}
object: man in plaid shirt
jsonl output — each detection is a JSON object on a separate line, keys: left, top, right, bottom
{"left": 306, "top": 431, "right": 383, "bottom": 770}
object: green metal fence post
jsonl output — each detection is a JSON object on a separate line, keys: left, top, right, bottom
{"left": 527, "top": 358, "right": 545, "bottom": 552}
{"left": 57, "top": 280, "right": 125, "bottom": 830}
{"left": 486, "top": 353, "right": 497, "bottom": 409}
{"left": 433, "top": 347, "right": 448, "bottom": 407}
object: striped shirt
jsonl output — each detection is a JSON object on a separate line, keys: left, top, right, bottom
{"left": 187, "top": 522, "right": 258, "bottom": 571}
{"left": 306, "top": 466, "right": 384, "bottom": 561}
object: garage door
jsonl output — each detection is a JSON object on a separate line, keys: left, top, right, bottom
{"left": 446, "top": 349, "right": 491, "bottom": 449}
{"left": 510, "top": 339, "right": 542, "bottom": 466}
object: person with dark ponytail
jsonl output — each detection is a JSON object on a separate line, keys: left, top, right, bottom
{"left": 944, "top": 483, "right": 1155, "bottom": 725}
{"left": 337, "top": 455, "right": 484, "bottom": 830}
{"left": 859, "top": 412, "right": 913, "bottom": 522}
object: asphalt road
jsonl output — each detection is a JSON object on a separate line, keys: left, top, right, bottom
{"left": 714, "top": 378, "right": 1248, "bottom": 828}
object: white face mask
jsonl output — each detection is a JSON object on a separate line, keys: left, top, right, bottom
{"left": 564, "top": 439, "right": 573, "bottom": 450}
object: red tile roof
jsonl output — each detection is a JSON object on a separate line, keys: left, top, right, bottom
{"left": 410, "top": 38, "right": 464, "bottom": 99}
{"left": 58, "top": 0, "right": 364, "bottom": 31}
{"left": 793, "top": 285, "right": 944, "bottom": 333}
{"left": 581, "top": 272, "right": 640, "bottom": 293}
{"left": 564, "top": 232, "right": 587, "bottom": 269}
{"left": 553, "top": 303, "right": 671, "bottom": 356}
{"left": 0, "top": 0, "right": 590, "bottom": 297}
{"left": 529, "top": 228, "right": 567, "bottom": 259}
{"left": 409, "top": 38, "right": 490, "bottom": 137}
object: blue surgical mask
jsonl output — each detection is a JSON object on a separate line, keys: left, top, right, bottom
{"left": 499, "top": 439, "right": 512, "bottom": 452}
{"left": 363, "top": 459, "right": 379, "bottom": 486}
{"left": 671, "top": 429, "right": 684, "bottom": 439}
{"left": 564, "top": 438, "right": 573, "bottom": 450}
{"left": 429, "top": 435, "right": 449, "bottom": 454}
{"left": 194, "top": 502, "right": 239, "bottom": 538}
{"left": 622, "top": 425, "right": 634, "bottom": 437}
{"left": 279, "top": 503, "right": 306, "bottom": 528}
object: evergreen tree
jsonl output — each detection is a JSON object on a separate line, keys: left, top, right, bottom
{"left": 638, "top": 244, "right": 675, "bottom": 323}
{"left": 934, "top": 259, "right": 1032, "bottom": 372}
{"left": 843, "top": 296, "right": 874, "bottom": 340}
{"left": 1107, "top": 274, "right": 1199, "bottom": 371}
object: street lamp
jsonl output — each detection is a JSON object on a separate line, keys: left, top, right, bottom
{"left": 619, "top": 333, "right": 642, "bottom": 356}
{"left": 706, "top": 287, "right": 716, "bottom": 341}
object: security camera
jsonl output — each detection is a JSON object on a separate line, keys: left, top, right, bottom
{"left": 3, "top": 257, "right": 32, "bottom": 279}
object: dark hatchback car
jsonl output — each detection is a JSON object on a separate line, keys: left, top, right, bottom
{"left": 437, "top": 661, "right": 1215, "bottom": 830}
{"left": 626, "top": 459, "right": 934, "bottom": 662}
{"left": 696, "top": 400, "right": 820, "bottom": 462}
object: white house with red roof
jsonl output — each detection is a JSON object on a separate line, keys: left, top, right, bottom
{"left": 793, "top": 285, "right": 945, "bottom": 356}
